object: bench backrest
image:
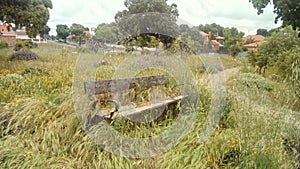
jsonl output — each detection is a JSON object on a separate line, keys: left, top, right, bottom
{"left": 84, "top": 75, "right": 168, "bottom": 95}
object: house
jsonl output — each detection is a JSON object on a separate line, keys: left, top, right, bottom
{"left": 0, "top": 24, "right": 16, "bottom": 46}
{"left": 242, "top": 35, "right": 265, "bottom": 51}
{"left": 200, "top": 31, "right": 225, "bottom": 52}
{"left": 215, "top": 36, "right": 225, "bottom": 45}
{"left": 0, "top": 24, "right": 45, "bottom": 46}
{"left": 15, "top": 28, "right": 44, "bottom": 43}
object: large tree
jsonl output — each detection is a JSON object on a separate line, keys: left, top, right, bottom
{"left": 256, "top": 28, "right": 269, "bottom": 37}
{"left": 70, "top": 23, "right": 87, "bottom": 46}
{"left": 95, "top": 23, "right": 120, "bottom": 43}
{"left": 114, "top": 0, "right": 179, "bottom": 48}
{"left": 56, "top": 24, "right": 70, "bottom": 43}
{"left": 223, "top": 27, "right": 245, "bottom": 56}
{"left": 198, "top": 23, "right": 225, "bottom": 39}
{"left": 0, "top": 0, "right": 53, "bottom": 37}
{"left": 39, "top": 25, "right": 51, "bottom": 39}
{"left": 249, "top": 0, "right": 300, "bottom": 29}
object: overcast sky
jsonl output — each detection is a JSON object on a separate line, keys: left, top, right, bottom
{"left": 48, "top": 0, "right": 281, "bottom": 36}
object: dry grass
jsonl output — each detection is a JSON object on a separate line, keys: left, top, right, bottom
{"left": 0, "top": 44, "right": 299, "bottom": 168}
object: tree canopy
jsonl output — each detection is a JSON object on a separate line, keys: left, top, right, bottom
{"left": 249, "top": 0, "right": 300, "bottom": 29}
{"left": 0, "top": 0, "right": 53, "bottom": 37}
{"left": 114, "top": 0, "right": 180, "bottom": 48}
{"left": 39, "top": 25, "right": 51, "bottom": 39}
{"left": 198, "top": 23, "right": 225, "bottom": 39}
{"left": 256, "top": 28, "right": 269, "bottom": 37}
{"left": 70, "top": 23, "right": 89, "bottom": 46}
{"left": 56, "top": 24, "right": 70, "bottom": 42}
{"left": 94, "top": 23, "right": 120, "bottom": 43}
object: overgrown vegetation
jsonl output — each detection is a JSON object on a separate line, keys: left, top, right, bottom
{"left": 13, "top": 40, "right": 34, "bottom": 51}
{"left": 0, "top": 43, "right": 299, "bottom": 168}
{"left": 0, "top": 41, "right": 8, "bottom": 49}
{"left": 248, "top": 25, "right": 300, "bottom": 98}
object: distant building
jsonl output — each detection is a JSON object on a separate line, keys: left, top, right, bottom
{"left": 200, "top": 31, "right": 225, "bottom": 52}
{"left": 242, "top": 35, "right": 265, "bottom": 51}
{"left": 215, "top": 36, "right": 225, "bottom": 45}
{"left": 15, "top": 28, "right": 44, "bottom": 43}
{"left": 0, "top": 24, "right": 45, "bottom": 46}
{"left": 0, "top": 24, "right": 16, "bottom": 46}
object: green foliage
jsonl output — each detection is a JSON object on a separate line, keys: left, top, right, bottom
{"left": 21, "top": 67, "right": 49, "bottom": 77}
{"left": 70, "top": 23, "right": 88, "bottom": 46}
{"left": 0, "top": 44, "right": 298, "bottom": 168}
{"left": 249, "top": 0, "right": 300, "bottom": 29}
{"left": 95, "top": 23, "right": 119, "bottom": 43}
{"left": 115, "top": 0, "right": 179, "bottom": 48}
{"left": 198, "top": 23, "right": 225, "bottom": 38}
{"left": 282, "top": 121, "right": 300, "bottom": 168}
{"left": 13, "top": 41, "right": 33, "bottom": 51}
{"left": 7, "top": 50, "right": 41, "bottom": 61}
{"left": 56, "top": 24, "right": 70, "bottom": 42}
{"left": 0, "top": 0, "right": 52, "bottom": 37}
{"left": 256, "top": 28, "right": 269, "bottom": 36}
{"left": 236, "top": 73, "right": 275, "bottom": 91}
{"left": 249, "top": 27, "right": 300, "bottom": 98}
{"left": 223, "top": 27, "right": 245, "bottom": 56}
{"left": 249, "top": 26, "right": 300, "bottom": 74}
{"left": 39, "top": 25, "right": 51, "bottom": 39}
{"left": 291, "top": 59, "right": 300, "bottom": 98}
{"left": 0, "top": 41, "right": 8, "bottom": 49}
{"left": 179, "top": 25, "right": 204, "bottom": 54}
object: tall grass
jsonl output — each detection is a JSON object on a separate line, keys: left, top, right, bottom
{"left": 0, "top": 44, "right": 299, "bottom": 168}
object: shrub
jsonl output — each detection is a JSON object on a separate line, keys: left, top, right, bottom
{"left": 0, "top": 41, "right": 8, "bottom": 49}
{"left": 13, "top": 40, "right": 33, "bottom": 51}
{"left": 7, "top": 50, "right": 41, "bottom": 61}
{"left": 248, "top": 25, "right": 300, "bottom": 74}
{"left": 236, "top": 73, "right": 275, "bottom": 91}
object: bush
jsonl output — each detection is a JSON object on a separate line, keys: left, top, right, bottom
{"left": 7, "top": 50, "right": 41, "bottom": 61}
{"left": 13, "top": 41, "right": 33, "bottom": 51}
{"left": 0, "top": 41, "right": 8, "bottom": 49}
{"left": 248, "top": 25, "right": 300, "bottom": 74}
{"left": 236, "top": 73, "right": 275, "bottom": 91}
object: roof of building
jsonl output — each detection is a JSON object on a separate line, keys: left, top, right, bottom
{"left": 243, "top": 43, "right": 258, "bottom": 48}
{"left": 242, "top": 35, "right": 265, "bottom": 44}
{"left": 0, "top": 24, "right": 16, "bottom": 36}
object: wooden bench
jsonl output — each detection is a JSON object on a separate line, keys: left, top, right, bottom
{"left": 84, "top": 75, "right": 186, "bottom": 126}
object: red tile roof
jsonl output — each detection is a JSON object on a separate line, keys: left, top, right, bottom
{"left": 0, "top": 25, "right": 16, "bottom": 36}
{"left": 242, "top": 35, "right": 265, "bottom": 44}
{"left": 243, "top": 43, "right": 258, "bottom": 48}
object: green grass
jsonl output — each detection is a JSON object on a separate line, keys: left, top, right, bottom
{"left": 0, "top": 44, "right": 299, "bottom": 168}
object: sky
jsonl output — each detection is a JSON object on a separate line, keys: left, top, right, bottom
{"left": 48, "top": 0, "right": 282, "bottom": 36}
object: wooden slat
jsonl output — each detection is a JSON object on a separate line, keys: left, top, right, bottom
{"left": 120, "top": 95, "right": 186, "bottom": 117}
{"left": 84, "top": 75, "right": 168, "bottom": 95}
{"left": 91, "top": 95, "right": 186, "bottom": 122}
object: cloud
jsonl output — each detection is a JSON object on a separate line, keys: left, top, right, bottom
{"left": 48, "top": 0, "right": 282, "bottom": 35}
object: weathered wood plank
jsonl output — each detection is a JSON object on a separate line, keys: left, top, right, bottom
{"left": 120, "top": 95, "right": 186, "bottom": 117}
{"left": 84, "top": 75, "right": 168, "bottom": 95}
{"left": 89, "top": 95, "right": 186, "bottom": 124}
